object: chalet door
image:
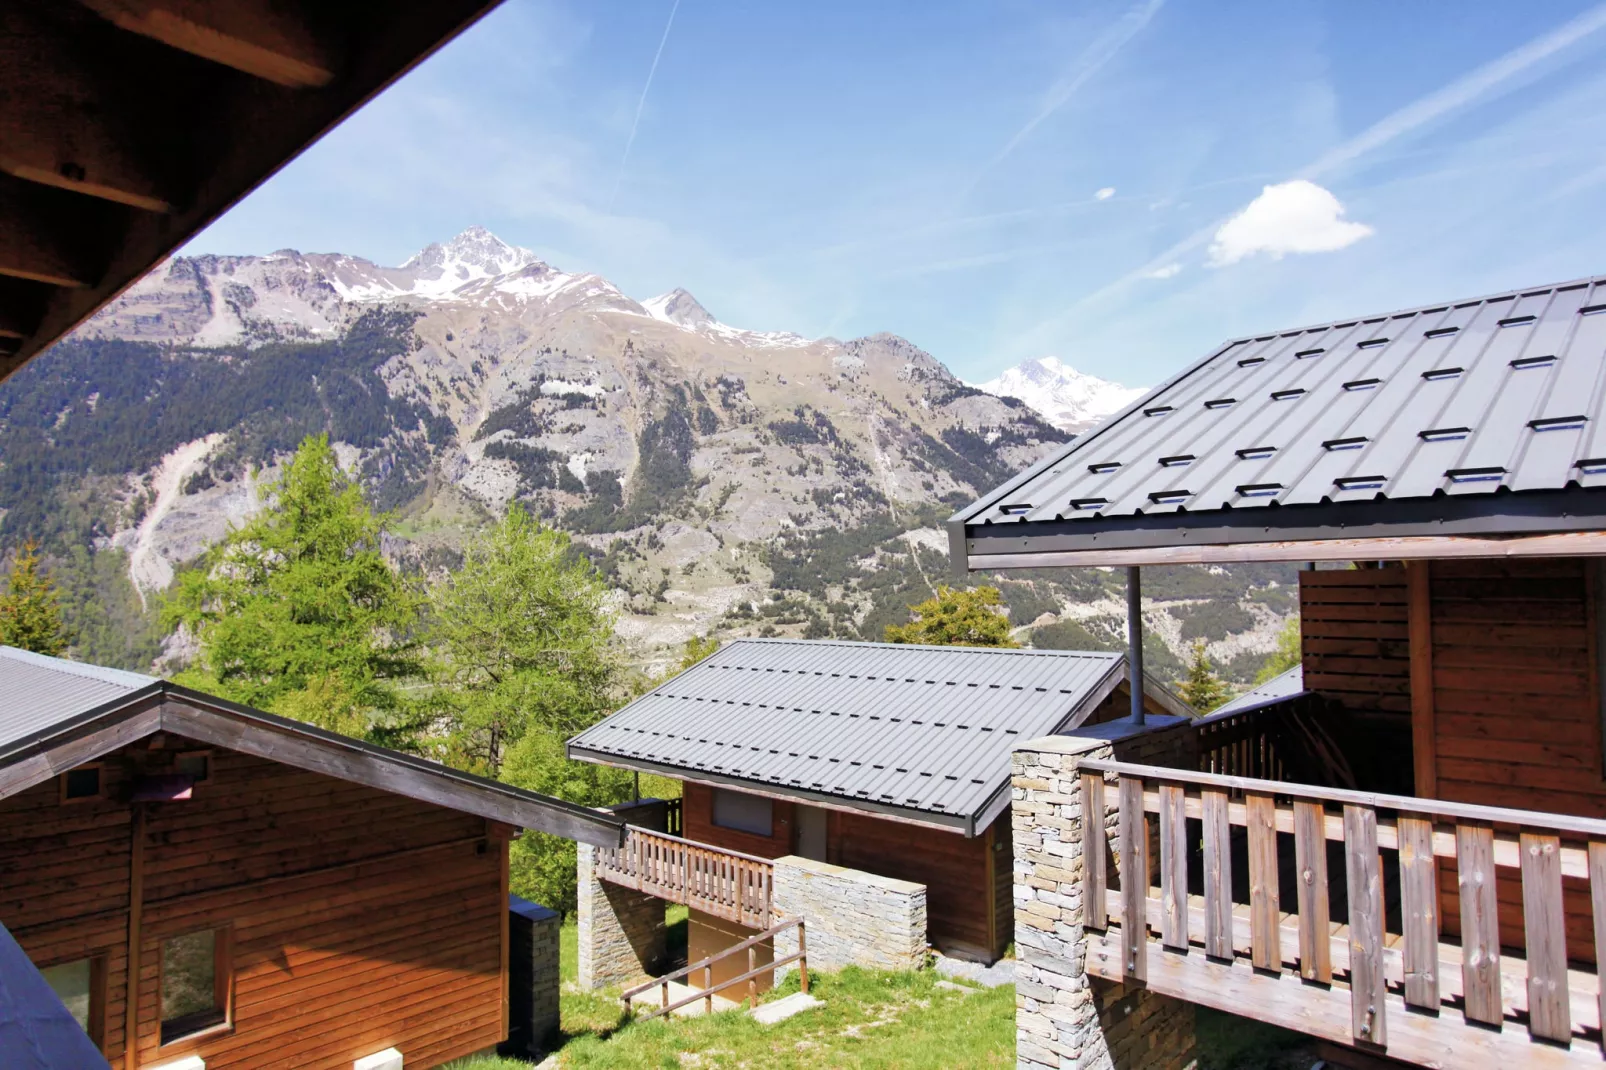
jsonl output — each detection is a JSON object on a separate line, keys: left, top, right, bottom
{"left": 796, "top": 806, "right": 827, "bottom": 861}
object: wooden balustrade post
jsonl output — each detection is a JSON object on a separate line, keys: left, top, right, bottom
{"left": 798, "top": 921, "right": 809, "bottom": 994}
{"left": 1590, "top": 842, "right": 1606, "bottom": 1051}
{"left": 1398, "top": 815, "right": 1438, "bottom": 1010}
{"left": 1344, "top": 805, "right": 1386, "bottom": 1049}
{"left": 704, "top": 964, "right": 712, "bottom": 1015}
{"left": 1247, "top": 792, "right": 1280, "bottom": 972}
{"left": 1081, "top": 773, "right": 1107, "bottom": 931}
{"left": 1159, "top": 783, "right": 1188, "bottom": 951}
{"left": 1202, "top": 787, "right": 1232, "bottom": 960}
{"left": 748, "top": 945, "right": 757, "bottom": 1008}
{"left": 1293, "top": 800, "right": 1331, "bottom": 983}
{"left": 1457, "top": 823, "right": 1502, "bottom": 1026}
{"left": 1118, "top": 775, "right": 1148, "bottom": 982}
{"left": 1520, "top": 832, "right": 1570, "bottom": 1043}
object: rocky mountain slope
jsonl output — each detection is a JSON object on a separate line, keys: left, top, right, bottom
{"left": 0, "top": 228, "right": 1294, "bottom": 681}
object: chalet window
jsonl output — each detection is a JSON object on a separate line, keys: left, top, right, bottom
{"left": 60, "top": 765, "right": 103, "bottom": 803}
{"left": 40, "top": 956, "right": 103, "bottom": 1044}
{"left": 711, "top": 788, "right": 772, "bottom": 837}
{"left": 160, "top": 928, "right": 230, "bottom": 1044}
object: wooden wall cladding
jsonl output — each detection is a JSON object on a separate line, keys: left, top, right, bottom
{"left": 2, "top": 742, "right": 507, "bottom": 1069}
{"left": 680, "top": 781, "right": 796, "bottom": 859}
{"left": 1300, "top": 567, "right": 1412, "bottom": 715}
{"left": 1426, "top": 557, "right": 1603, "bottom": 962}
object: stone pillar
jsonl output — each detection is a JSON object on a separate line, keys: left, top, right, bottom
{"left": 576, "top": 800, "right": 672, "bottom": 991}
{"left": 771, "top": 855, "right": 927, "bottom": 975}
{"left": 1013, "top": 726, "right": 1199, "bottom": 1070}
{"left": 504, "top": 896, "right": 560, "bottom": 1058}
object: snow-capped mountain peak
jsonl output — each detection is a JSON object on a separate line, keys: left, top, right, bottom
{"left": 643, "top": 288, "right": 715, "bottom": 329}
{"left": 399, "top": 226, "right": 543, "bottom": 297}
{"left": 972, "top": 357, "right": 1146, "bottom": 433}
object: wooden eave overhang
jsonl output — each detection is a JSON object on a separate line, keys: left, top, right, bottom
{"left": 0, "top": 682, "right": 626, "bottom": 847}
{"left": 0, "top": 0, "right": 508, "bottom": 382}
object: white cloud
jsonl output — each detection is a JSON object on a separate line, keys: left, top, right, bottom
{"left": 1207, "top": 180, "right": 1373, "bottom": 266}
{"left": 1145, "top": 262, "right": 1181, "bottom": 279}
{"left": 1095, "top": 187, "right": 1116, "bottom": 200}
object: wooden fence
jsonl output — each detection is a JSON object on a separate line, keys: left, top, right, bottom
{"left": 1077, "top": 757, "right": 1606, "bottom": 1066}
{"left": 594, "top": 827, "right": 773, "bottom": 929}
{"left": 621, "top": 918, "right": 806, "bottom": 1021}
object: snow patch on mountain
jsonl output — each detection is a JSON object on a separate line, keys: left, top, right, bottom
{"left": 971, "top": 357, "right": 1146, "bottom": 433}
{"left": 639, "top": 288, "right": 812, "bottom": 350}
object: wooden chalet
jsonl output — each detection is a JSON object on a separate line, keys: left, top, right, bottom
{"left": 568, "top": 638, "right": 1189, "bottom": 968}
{"left": 0, "top": 646, "right": 623, "bottom": 1069}
{"left": 951, "top": 275, "right": 1606, "bottom": 1067}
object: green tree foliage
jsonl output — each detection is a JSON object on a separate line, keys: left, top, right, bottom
{"left": 1176, "top": 639, "right": 1231, "bottom": 712}
{"left": 0, "top": 540, "right": 73, "bottom": 655}
{"left": 1253, "top": 615, "right": 1302, "bottom": 684}
{"left": 884, "top": 584, "right": 1019, "bottom": 648}
{"left": 164, "top": 434, "right": 423, "bottom": 738}
{"left": 427, "top": 503, "right": 619, "bottom": 777}
{"left": 426, "top": 504, "right": 630, "bottom": 910}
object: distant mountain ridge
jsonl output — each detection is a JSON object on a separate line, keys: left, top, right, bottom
{"left": 970, "top": 356, "right": 1146, "bottom": 433}
{"left": 3, "top": 227, "right": 1292, "bottom": 681}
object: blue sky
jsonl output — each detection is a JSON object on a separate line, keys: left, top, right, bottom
{"left": 187, "top": 1, "right": 1606, "bottom": 386}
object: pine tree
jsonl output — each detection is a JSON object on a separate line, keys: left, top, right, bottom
{"left": 1177, "top": 638, "right": 1231, "bottom": 712}
{"left": 164, "top": 434, "right": 422, "bottom": 737}
{"left": 884, "top": 584, "right": 1019, "bottom": 648}
{"left": 0, "top": 540, "right": 73, "bottom": 656}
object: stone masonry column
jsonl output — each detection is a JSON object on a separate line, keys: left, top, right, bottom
{"left": 1013, "top": 728, "right": 1199, "bottom": 1070}
{"left": 577, "top": 799, "right": 670, "bottom": 990}
{"left": 505, "top": 896, "right": 560, "bottom": 1058}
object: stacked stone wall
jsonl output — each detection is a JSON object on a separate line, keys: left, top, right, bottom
{"left": 1013, "top": 723, "right": 1199, "bottom": 1070}
{"left": 771, "top": 855, "right": 927, "bottom": 974}
{"left": 576, "top": 843, "right": 667, "bottom": 989}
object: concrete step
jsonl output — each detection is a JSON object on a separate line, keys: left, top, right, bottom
{"left": 750, "top": 991, "right": 824, "bottom": 1025}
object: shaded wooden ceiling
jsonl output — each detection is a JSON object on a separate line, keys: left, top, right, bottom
{"left": 0, "top": 0, "right": 507, "bottom": 382}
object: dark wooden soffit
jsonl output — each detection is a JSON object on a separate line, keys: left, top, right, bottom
{"left": 0, "top": 686, "right": 626, "bottom": 847}
{"left": 0, "top": 0, "right": 508, "bottom": 382}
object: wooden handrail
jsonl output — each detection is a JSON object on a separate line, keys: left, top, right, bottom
{"left": 1080, "top": 758, "right": 1606, "bottom": 1058}
{"left": 1079, "top": 757, "right": 1606, "bottom": 838}
{"left": 595, "top": 826, "right": 775, "bottom": 927}
{"left": 621, "top": 918, "right": 807, "bottom": 1021}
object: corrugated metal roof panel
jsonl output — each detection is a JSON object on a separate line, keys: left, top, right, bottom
{"left": 568, "top": 638, "right": 1126, "bottom": 826}
{"left": 1211, "top": 665, "right": 1304, "bottom": 717}
{"left": 957, "top": 276, "right": 1606, "bottom": 532}
{"left": 0, "top": 646, "right": 156, "bottom": 754}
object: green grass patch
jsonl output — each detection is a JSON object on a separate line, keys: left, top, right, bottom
{"left": 449, "top": 904, "right": 1013, "bottom": 1069}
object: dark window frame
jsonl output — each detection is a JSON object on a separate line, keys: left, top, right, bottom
{"left": 38, "top": 952, "right": 107, "bottom": 1049}
{"left": 58, "top": 764, "right": 105, "bottom": 804}
{"left": 157, "top": 925, "right": 234, "bottom": 1048}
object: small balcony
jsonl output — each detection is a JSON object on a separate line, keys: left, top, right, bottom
{"left": 1072, "top": 696, "right": 1606, "bottom": 1068}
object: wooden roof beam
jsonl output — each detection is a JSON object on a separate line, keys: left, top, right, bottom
{"left": 77, "top": 0, "right": 337, "bottom": 88}
{"left": 0, "top": 3, "right": 181, "bottom": 212}
{"left": 0, "top": 177, "right": 111, "bottom": 290}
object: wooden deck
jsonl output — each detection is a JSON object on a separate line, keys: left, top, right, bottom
{"left": 594, "top": 827, "right": 774, "bottom": 928}
{"left": 1081, "top": 757, "right": 1606, "bottom": 1067}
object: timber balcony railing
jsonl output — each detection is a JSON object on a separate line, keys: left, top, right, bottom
{"left": 1078, "top": 757, "right": 1606, "bottom": 1067}
{"left": 595, "top": 827, "right": 773, "bottom": 929}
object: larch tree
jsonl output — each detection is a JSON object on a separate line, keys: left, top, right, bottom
{"left": 427, "top": 503, "right": 628, "bottom": 912}
{"left": 884, "top": 584, "right": 1020, "bottom": 648}
{"left": 163, "top": 434, "right": 423, "bottom": 740}
{"left": 0, "top": 540, "right": 73, "bottom": 656}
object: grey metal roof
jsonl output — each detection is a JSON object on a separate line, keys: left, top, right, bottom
{"left": 0, "top": 646, "right": 157, "bottom": 754}
{"left": 567, "top": 638, "right": 1135, "bottom": 833}
{"left": 1212, "top": 665, "right": 1304, "bottom": 717}
{"left": 954, "top": 275, "right": 1606, "bottom": 557}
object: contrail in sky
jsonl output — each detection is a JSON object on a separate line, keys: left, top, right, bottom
{"left": 1012, "top": 0, "right": 1606, "bottom": 351}
{"left": 610, "top": 0, "right": 682, "bottom": 211}
{"left": 959, "top": 0, "right": 1164, "bottom": 205}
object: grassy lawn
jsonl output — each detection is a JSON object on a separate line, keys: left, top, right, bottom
{"left": 447, "top": 904, "right": 1015, "bottom": 1069}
